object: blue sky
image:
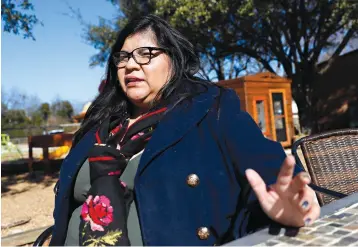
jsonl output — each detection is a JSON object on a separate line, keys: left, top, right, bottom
{"left": 2, "top": 0, "right": 118, "bottom": 111}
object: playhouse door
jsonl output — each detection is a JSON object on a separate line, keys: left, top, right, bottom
{"left": 269, "top": 90, "right": 290, "bottom": 147}
{"left": 252, "top": 96, "right": 272, "bottom": 139}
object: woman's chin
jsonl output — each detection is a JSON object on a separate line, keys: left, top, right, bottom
{"left": 126, "top": 89, "right": 149, "bottom": 101}
{"left": 127, "top": 93, "right": 151, "bottom": 107}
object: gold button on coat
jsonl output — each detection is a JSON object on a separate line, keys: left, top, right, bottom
{"left": 187, "top": 174, "right": 200, "bottom": 187}
{"left": 197, "top": 227, "right": 210, "bottom": 240}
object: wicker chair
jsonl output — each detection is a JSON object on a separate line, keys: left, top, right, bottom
{"left": 33, "top": 225, "right": 53, "bottom": 246}
{"left": 292, "top": 128, "right": 358, "bottom": 206}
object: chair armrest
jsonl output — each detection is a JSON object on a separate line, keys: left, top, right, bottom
{"left": 33, "top": 225, "right": 53, "bottom": 246}
{"left": 309, "top": 183, "right": 347, "bottom": 199}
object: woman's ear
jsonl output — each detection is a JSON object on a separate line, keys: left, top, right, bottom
{"left": 186, "top": 56, "right": 200, "bottom": 75}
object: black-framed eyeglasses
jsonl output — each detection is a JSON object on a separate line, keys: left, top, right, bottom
{"left": 112, "top": 47, "right": 167, "bottom": 68}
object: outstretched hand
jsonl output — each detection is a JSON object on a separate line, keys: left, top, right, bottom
{"left": 245, "top": 155, "right": 320, "bottom": 227}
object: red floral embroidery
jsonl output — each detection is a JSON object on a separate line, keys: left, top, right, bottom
{"left": 108, "top": 171, "right": 121, "bottom": 176}
{"left": 131, "top": 132, "right": 144, "bottom": 140}
{"left": 81, "top": 195, "right": 113, "bottom": 231}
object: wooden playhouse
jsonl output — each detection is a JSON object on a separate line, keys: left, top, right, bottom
{"left": 218, "top": 72, "right": 294, "bottom": 147}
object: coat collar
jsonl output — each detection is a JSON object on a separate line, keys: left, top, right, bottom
{"left": 137, "top": 84, "right": 220, "bottom": 175}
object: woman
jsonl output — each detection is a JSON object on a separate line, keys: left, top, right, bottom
{"left": 50, "top": 15, "right": 319, "bottom": 246}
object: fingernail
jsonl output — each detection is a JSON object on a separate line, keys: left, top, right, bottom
{"left": 304, "top": 218, "right": 311, "bottom": 226}
{"left": 302, "top": 201, "right": 309, "bottom": 209}
{"left": 302, "top": 173, "right": 311, "bottom": 180}
{"left": 302, "top": 172, "right": 310, "bottom": 177}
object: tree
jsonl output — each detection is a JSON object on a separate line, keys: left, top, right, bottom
{"left": 51, "top": 100, "right": 74, "bottom": 121}
{"left": 1, "top": 86, "right": 27, "bottom": 110}
{"left": 79, "top": 0, "right": 263, "bottom": 79}
{"left": 1, "top": 109, "right": 30, "bottom": 128}
{"left": 2, "top": 102, "right": 8, "bottom": 114}
{"left": 61, "top": 101, "right": 74, "bottom": 120}
{"left": 219, "top": 0, "right": 358, "bottom": 131}
{"left": 1, "top": 0, "right": 41, "bottom": 40}
{"left": 65, "top": 1, "right": 127, "bottom": 67}
{"left": 29, "top": 111, "right": 43, "bottom": 126}
{"left": 39, "top": 103, "right": 51, "bottom": 122}
{"left": 1, "top": 88, "right": 44, "bottom": 135}
{"left": 83, "top": 0, "right": 357, "bottom": 130}
{"left": 1, "top": 87, "right": 41, "bottom": 117}
{"left": 153, "top": 0, "right": 358, "bottom": 130}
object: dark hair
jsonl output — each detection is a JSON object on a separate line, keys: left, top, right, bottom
{"left": 73, "top": 14, "right": 210, "bottom": 146}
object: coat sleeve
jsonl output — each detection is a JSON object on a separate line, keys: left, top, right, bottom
{"left": 219, "top": 88, "right": 303, "bottom": 185}
{"left": 218, "top": 88, "right": 303, "bottom": 235}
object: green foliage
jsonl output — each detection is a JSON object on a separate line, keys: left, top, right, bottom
{"left": 82, "top": 230, "right": 123, "bottom": 246}
{"left": 30, "top": 111, "right": 43, "bottom": 126}
{"left": 119, "top": 0, "right": 153, "bottom": 19}
{"left": 1, "top": 0, "right": 42, "bottom": 40}
{"left": 84, "top": 17, "right": 123, "bottom": 67}
{"left": 39, "top": 103, "right": 51, "bottom": 122}
{"left": 152, "top": 0, "right": 358, "bottom": 71}
{"left": 1, "top": 88, "right": 77, "bottom": 137}
{"left": 2, "top": 102, "right": 8, "bottom": 112}
{"left": 156, "top": 0, "right": 358, "bottom": 128}
{"left": 1, "top": 109, "right": 30, "bottom": 128}
{"left": 82, "top": 0, "right": 155, "bottom": 67}
{"left": 51, "top": 100, "right": 74, "bottom": 121}
{"left": 84, "top": 0, "right": 258, "bottom": 79}
{"left": 1, "top": 107, "right": 41, "bottom": 138}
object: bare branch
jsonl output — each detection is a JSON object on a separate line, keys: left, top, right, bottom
{"left": 318, "top": 28, "right": 355, "bottom": 74}
{"left": 228, "top": 55, "right": 236, "bottom": 79}
{"left": 198, "top": 64, "right": 212, "bottom": 81}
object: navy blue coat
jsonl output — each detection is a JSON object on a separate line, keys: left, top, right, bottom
{"left": 50, "top": 85, "right": 302, "bottom": 246}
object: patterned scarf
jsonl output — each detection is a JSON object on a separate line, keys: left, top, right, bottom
{"left": 79, "top": 107, "right": 167, "bottom": 246}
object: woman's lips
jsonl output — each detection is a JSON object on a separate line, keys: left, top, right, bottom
{"left": 126, "top": 80, "right": 145, "bottom": 87}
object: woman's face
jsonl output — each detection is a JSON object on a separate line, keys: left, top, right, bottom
{"left": 117, "top": 30, "right": 172, "bottom": 111}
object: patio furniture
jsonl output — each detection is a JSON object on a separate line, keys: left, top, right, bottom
{"left": 292, "top": 128, "right": 358, "bottom": 206}
{"left": 225, "top": 192, "right": 358, "bottom": 246}
{"left": 28, "top": 133, "right": 73, "bottom": 173}
{"left": 33, "top": 226, "right": 53, "bottom": 246}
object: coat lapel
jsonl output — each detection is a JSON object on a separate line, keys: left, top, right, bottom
{"left": 137, "top": 85, "right": 220, "bottom": 175}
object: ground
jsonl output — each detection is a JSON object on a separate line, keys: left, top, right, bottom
{"left": 1, "top": 142, "right": 65, "bottom": 239}
{"left": 1, "top": 171, "right": 58, "bottom": 238}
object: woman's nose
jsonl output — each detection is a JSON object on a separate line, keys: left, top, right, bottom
{"left": 125, "top": 56, "right": 140, "bottom": 70}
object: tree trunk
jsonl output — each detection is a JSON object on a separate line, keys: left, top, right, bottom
{"left": 291, "top": 68, "right": 321, "bottom": 134}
